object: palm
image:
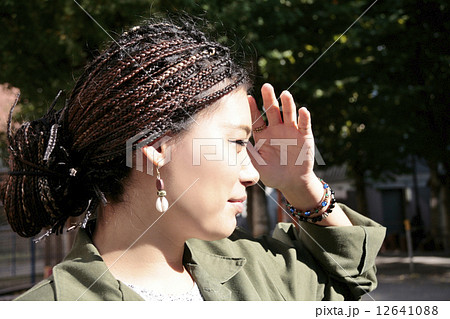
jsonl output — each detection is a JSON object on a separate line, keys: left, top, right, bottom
{"left": 248, "top": 84, "right": 316, "bottom": 192}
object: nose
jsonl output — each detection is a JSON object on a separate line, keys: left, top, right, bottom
{"left": 239, "top": 159, "right": 260, "bottom": 188}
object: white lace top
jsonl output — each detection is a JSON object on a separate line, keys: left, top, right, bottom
{"left": 127, "top": 282, "right": 204, "bottom": 301}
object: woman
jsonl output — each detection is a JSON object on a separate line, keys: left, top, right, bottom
{"left": 2, "top": 19, "right": 385, "bottom": 301}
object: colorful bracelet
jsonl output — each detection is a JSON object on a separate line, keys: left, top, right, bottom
{"left": 287, "top": 179, "right": 336, "bottom": 223}
{"left": 287, "top": 178, "right": 330, "bottom": 216}
{"left": 295, "top": 191, "right": 336, "bottom": 223}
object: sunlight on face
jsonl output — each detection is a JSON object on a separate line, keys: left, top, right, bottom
{"left": 162, "top": 88, "right": 260, "bottom": 241}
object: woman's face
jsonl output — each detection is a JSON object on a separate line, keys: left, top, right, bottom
{"left": 162, "top": 88, "right": 259, "bottom": 241}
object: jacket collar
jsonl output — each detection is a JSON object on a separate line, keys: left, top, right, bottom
{"left": 184, "top": 241, "right": 246, "bottom": 301}
{"left": 52, "top": 226, "right": 143, "bottom": 300}
{"left": 52, "top": 227, "right": 245, "bottom": 301}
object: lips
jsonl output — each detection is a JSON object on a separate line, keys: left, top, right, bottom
{"left": 227, "top": 196, "right": 247, "bottom": 214}
{"left": 228, "top": 196, "right": 247, "bottom": 203}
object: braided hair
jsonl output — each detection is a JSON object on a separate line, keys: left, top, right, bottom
{"left": 1, "top": 19, "right": 249, "bottom": 238}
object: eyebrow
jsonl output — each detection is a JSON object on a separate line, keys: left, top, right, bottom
{"left": 226, "top": 124, "right": 252, "bottom": 136}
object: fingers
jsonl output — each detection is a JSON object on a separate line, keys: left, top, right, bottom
{"left": 280, "top": 90, "right": 297, "bottom": 126}
{"left": 261, "top": 83, "right": 282, "bottom": 126}
{"left": 256, "top": 84, "right": 308, "bottom": 133}
{"left": 248, "top": 95, "right": 266, "bottom": 133}
{"left": 298, "top": 107, "right": 313, "bottom": 136}
{"left": 248, "top": 95, "right": 263, "bottom": 125}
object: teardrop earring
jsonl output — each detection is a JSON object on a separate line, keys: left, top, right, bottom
{"left": 155, "top": 167, "right": 169, "bottom": 213}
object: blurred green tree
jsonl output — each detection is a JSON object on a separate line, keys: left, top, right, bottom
{"left": 1, "top": 0, "right": 448, "bottom": 243}
{"left": 0, "top": 0, "right": 154, "bottom": 115}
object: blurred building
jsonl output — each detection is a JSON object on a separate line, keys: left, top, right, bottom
{"left": 314, "top": 161, "right": 444, "bottom": 252}
{"left": 261, "top": 160, "right": 446, "bottom": 252}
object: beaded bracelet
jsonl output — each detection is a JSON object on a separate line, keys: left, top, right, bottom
{"left": 287, "top": 178, "right": 330, "bottom": 216}
{"left": 295, "top": 191, "right": 336, "bottom": 223}
{"left": 287, "top": 179, "right": 336, "bottom": 223}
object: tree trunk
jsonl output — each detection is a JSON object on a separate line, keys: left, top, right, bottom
{"left": 353, "top": 171, "right": 368, "bottom": 215}
{"left": 246, "top": 182, "right": 269, "bottom": 237}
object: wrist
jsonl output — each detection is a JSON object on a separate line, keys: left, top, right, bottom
{"left": 284, "top": 179, "right": 353, "bottom": 226}
{"left": 289, "top": 189, "right": 336, "bottom": 222}
{"left": 287, "top": 179, "right": 336, "bottom": 222}
{"left": 280, "top": 173, "right": 324, "bottom": 210}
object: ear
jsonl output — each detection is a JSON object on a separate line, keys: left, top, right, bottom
{"left": 141, "top": 142, "right": 170, "bottom": 168}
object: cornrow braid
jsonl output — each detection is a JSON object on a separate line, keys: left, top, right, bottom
{"left": 1, "top": 18, "right": 250, "bottom": 238}
{"left": 71, "top": 42, "right": 208, "bottom": 148}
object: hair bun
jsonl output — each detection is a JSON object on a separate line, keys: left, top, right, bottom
{"left": 1, "top": 98, "right": 93, "bottom": 237}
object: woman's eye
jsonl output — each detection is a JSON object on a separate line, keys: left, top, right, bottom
{"left": 235, "top": 140, "right": 248, "bottom": 146}
{"left": 229, "top": 139, "right": 249, "bottom": 152}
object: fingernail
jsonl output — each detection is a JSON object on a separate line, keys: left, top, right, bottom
{"left": 281, "top": 90, "right": 291, "bottom": 97}
{"left": 262, "top": 83, "right": 273, "bottom": 90}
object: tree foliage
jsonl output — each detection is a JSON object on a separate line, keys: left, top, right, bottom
{"left": 1, "top": 0, "right": 448, "bottom": 214}
{"left": 0, "top": 0, "right": 153, "bottom": 114}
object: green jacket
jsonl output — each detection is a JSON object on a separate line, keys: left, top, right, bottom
{"left": 16, "top": 205, "right": 385, "bottom": 301}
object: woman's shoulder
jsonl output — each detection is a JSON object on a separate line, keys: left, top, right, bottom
{"left": 14, "top": 277, "right": 56, "bottom": 301}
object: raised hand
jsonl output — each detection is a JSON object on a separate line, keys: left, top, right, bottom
{"left": 248, "top": 83, "right": 351, "bottom": 226}
{"left": 248, "top": 83, "right": 316, "bottom": 192}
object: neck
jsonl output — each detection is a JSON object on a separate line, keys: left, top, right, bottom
{"left": 92, "top": 196, "right": 193, "bottom": 294}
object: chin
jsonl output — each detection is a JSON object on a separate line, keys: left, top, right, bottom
{"left": 196, "top": 217, "right": 237, "bottom": 242}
